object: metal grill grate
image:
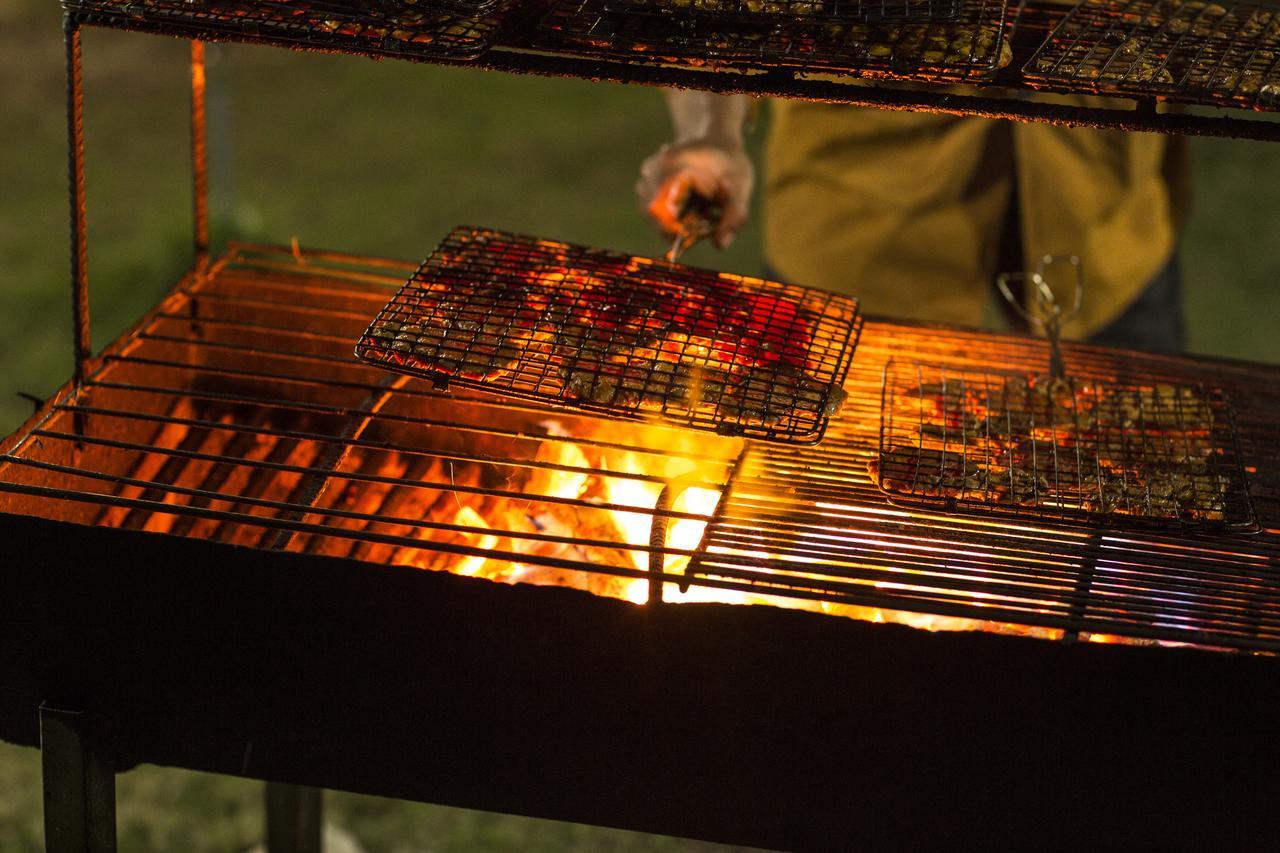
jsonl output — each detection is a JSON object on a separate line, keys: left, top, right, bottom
{"left": 1023, "top": 0, "right": 1280, "bottom": 108}
{"left": 537, "top": 0, "right": 1012, "bottom": 81}
{"left": 64, "top": 0, "right": 503, "bottom": 59}
{"left": 873, "top": 362, "right": 1257, "bottom": 532}
{"left": 600, "top": 0, "right": 964, "bottom": 24}
{"left": 3, "top": 245, "right": 1280, "bottom": 652}
{"left": 354, "top": 227, "right": 862, "bottom": 445}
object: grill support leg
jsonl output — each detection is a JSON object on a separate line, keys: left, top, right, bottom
{"left": 265, "top": 783, "right": 323, "bottom": 853}
{"left": 40, "top": 703, "right": 116, "bottom": 853}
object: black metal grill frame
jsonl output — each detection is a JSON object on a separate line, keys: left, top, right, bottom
{"left": 600, "top": 0, "right": 964, "bottom": 25}
{"left": 64, "top": 0, "right": 503, "bottom": 59}
{"left": 354, "top": 227, "right": 862, "bottom": 444}
{"left": 537, "top": 0, "right": 1012, "bottom": 81}
{"left": 873, "top": 361, "right": 1257, "bottom": 532}
{"left": 1024, "top": 0, "right": 1280, "bottom": 109}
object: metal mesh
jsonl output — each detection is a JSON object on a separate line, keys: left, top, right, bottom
{"left": 63, "top": 0, "right": 503, "bottom": 60}
{"left": 537, "top": 0, "right": 1012, "bottom": 81}
{"left": 1023, "top": 0, "right": 1280, "bottom": 109}
{"left": 600, "top": 0, "right": 964, "bottom": 25}
{"left": 875, "top": 361, "right": 1257, "bottom": 532}
{"left": 354, "top": 227, "right": 862, "bottom": 444}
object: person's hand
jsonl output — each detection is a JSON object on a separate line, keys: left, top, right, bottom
{"left": 636, "top": 139, "right": 754, "bottom": 250}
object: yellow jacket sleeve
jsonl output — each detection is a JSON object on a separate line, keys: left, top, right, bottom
{"left": 763, "top": 98, "right": 1188, "bottom": 335}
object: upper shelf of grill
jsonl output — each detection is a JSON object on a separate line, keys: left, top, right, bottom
{"left": 62, "top": 0, "right": 1280, "bottom": 140}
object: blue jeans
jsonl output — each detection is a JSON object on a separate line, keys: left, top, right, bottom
{"left": 1084, "top": 255, "right": 1185, "bottom": 352}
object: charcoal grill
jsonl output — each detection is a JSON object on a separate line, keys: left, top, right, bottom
{"left": 6, "top": 2, "right": 1280, "bottom": 852}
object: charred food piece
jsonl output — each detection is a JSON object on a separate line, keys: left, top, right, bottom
{"left": 723, "top": 365, "right": 847, "bottom": 425}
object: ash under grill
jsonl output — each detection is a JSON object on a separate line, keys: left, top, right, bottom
{"left": 1024, "top": 0, "right": 1280, "bottom": 108}
{"left": 873, "top": 361, "right": 1256, "bottom": 532}
{"left": 3, "top": 245, "right": 1280, "bottom": 653}
{"left": 537, "top": 0, "right": 1011, "bottom": 81}
{"left": 355, "top": 227, "right": 860, "bottom": 444}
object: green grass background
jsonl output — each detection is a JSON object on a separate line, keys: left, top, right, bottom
{"left": 2, "top": 0, "right": 1279, "bottom": 848}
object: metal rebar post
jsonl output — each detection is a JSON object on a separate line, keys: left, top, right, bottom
{"left": 265, "top": 782, "right": 323, "bottom": 853}
{"left": 191, "top": 40, "right": 210, "bottom": 261}
{"left": 40, "top": 703, "right": 116, "bottom": 853}
{"left": 648, "top": 484, "right": 672, "bottom": 605}
{"left": 64, "top": 15, "right": 91, "bottom": 390}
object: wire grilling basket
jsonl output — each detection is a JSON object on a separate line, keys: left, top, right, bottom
{"left": 875, "top": 362, "right": 1257, "bottom": 531}
{"left": 874, "top": 257, "right": 1256, "bottom": 533}
{"left": 600, "top": 0, "right": 964, "bottom": 25}
{"left": 355, "top": 227, "right": 863, "bottom": 444}
{"left": 1023, "top": 0, "right": 1280, "bottom": 109}
{"left": 65, "top": 0, "right": 504, "bottom": 59}
{"left": 537, "top": 0, "right": 1012, "bottom": 81}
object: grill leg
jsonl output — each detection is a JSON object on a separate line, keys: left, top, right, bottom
{"left": 40, "top": 703, "right": 116, "bottom": 853}
{"left": 265, "top": 782, "right": 323, "bottom": 853}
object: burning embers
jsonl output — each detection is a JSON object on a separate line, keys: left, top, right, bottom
{"left": 281, "top": 390, "right": 744, "bottom": 603}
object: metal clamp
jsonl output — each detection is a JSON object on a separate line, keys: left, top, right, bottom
{"left": 996, "top": 255, "right": 1083, "bottom": 381}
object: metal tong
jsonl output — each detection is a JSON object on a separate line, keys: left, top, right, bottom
{"left": 665, "top": 193, "right": 723, "bottom": 264}
{"left": 996, "top": 255, "right": 1083, "bottom": 381}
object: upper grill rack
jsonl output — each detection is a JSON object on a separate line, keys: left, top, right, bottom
{"left": 354, "top": 227, "right": 862, "bottom": 445}
{"left": 1024, "top": 0, "right": 1280, "bottom": 109}
{"left": 64, "top": 0, "right": 504, "bottom": 59}
{"left": 600, "top": 0, "right": 964, "bottom": 25}
{"left": 874, "top": 361, "right": 1257, "bottom": 532}
{"left": 536, "top": 0, "right": 1012, "bottom": 81}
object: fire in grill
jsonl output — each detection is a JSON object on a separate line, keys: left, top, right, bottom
{"left": 873, "top": 361, "right": 1257, "bottom": 531}
{"left": 537, "top": 0, "right": 1012, "bottom": 80}
{"left": 1024, "top": 0, "right": 1280, "bottom": 109}
{"left": 354, "top": 227, "right": 861, "bottom": 444}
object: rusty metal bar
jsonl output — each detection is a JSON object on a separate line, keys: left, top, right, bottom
{"left": 64, "top": 15, "right": 91, "bottom": 387}
{"left": 190, "top": 40, "right": 209, "bottom": 261}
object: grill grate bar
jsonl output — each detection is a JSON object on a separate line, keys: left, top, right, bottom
{"left": 0, "top": 455, "right": 701, "bottom": 559}
{"left": 697, "top": 531, "right": 1280, "bottom": 623}
{"left": 84, "top": 378, "right": 738, "bottom": 465}
{"left": 18, "top": 428, "right": 716, "bottom": 524}
{"left": 690, "top": 551, "right": 1280, "bottom": 631}
{"left": 47, "top": 403, "right": 729, "bottom": 491}
{"left": 0, "top": 479, "right": 705, "bottom": 582}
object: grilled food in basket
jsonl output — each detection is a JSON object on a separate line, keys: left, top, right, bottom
{"left": 357, "top": 227, "right": 862, "bottom": 444}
